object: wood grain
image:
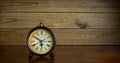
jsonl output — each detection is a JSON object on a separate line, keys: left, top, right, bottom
{"left": 0, "top": 13, "right": 120, "bottom": 28}
{"left": 0, "top": 29, "right": 120, "bottom": 45}
{"left": 0, "top": 0, "right": 120, "bottom": 12}
{"left": 0, "top": 0, "right": 120, "bottom": 46}
{"left": 0, "top": 45, "right": 120, "bottom": 63}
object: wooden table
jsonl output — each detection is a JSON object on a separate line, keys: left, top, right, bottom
{"left": 0, "top": 45, "right": 120, "bottom": 63}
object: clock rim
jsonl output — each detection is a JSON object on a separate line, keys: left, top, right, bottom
{"left": 26, "top": 26, "right": 56, "bottom": 56}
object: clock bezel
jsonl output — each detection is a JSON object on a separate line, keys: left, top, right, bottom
{"left": 26, "top": 26, "right": 56, "bottom": 56}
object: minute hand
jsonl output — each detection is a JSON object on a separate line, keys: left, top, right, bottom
{"left": 33, "top": 36, "right": 41, "bottom": 42}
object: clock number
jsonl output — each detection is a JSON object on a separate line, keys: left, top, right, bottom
{"left": 32, "top": 42, "right": 39, "bottom": 46}
{"left": 47, "top": 44, "right": 50, "bottom": 47}
{"left": 40, "top": 47, "right": 42, "bottom": 51}
{"left": 32, "top": 43, "right": 36, "bottom": 46}
{"left": 34, "top": 46, "right": 38, "bottom": 50}
{"left": 36, "top": 33, "right": 39, "bottom": 36}
{"left": 31, "top": 40, "right": 35, "bottom": 42}
{"left": 37, "top": 47, "right": 39, "bottom": 50}
{"left": 41, "top": 31, "right": 43, "bottom": 35}
{"left": 44, "top": 47, "right": 47, "bottom": 50}
{"left": 47, "top": 36, "right": 50, "bottom": 38}
{"left": 48, "top": 41, "right": 52, "bottom": 42}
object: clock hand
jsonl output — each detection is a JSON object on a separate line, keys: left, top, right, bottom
{"left": 40, "top": 43, "right": 43, "bottom": 47}
{"left": 40, "top": 43, "right": 43, "bottom": 51}
{"left": 41, "top": 39, "right": 46, "bottom": 42}
{"left": 33, "top": 36, "right": 42, "bottom": 42}
{"left": 33, "top": 36, "right": 46, "bottom": 51}
{"left": 33, "top": 36, "right": 45, "bottom": 50}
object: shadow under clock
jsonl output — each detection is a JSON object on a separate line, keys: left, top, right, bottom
{"left": 29, "top": 57, "right": 55, "bottom": 63}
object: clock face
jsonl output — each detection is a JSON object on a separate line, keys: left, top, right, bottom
{"left": 27, "top": 27, "right": 55, "bottom": 55}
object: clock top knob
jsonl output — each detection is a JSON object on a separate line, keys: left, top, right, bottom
{"left": 38, "top": 22, "right": 44, "bottom": 27}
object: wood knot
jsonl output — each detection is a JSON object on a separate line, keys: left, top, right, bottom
{"left": 75, "top": 20, "right": 88, "bottom": 29}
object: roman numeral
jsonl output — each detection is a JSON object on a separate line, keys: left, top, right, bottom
{"left": 32, "top": 43, "right": 36, "bottom": 46}
{"left": 47, "top": 44, "right": 50, "bottom": 47}
{"left": 40, "top": 47, "right": 42, "bottom": 51}
{"left": 36, "top": 47, "right": 38, "bottom": 50}
{"left": 41, "top": 31, "right": 43, "bottom": 35}
{"left": 36, "top": 33, "right": 39, "bottom": 36}
{"left": 48, "top": 41, "right": 52, "bottom": 42}
{"left": 44, "top": 47, "right": 47, "bottom": 50}
{"left": 47, "top": 36, "right": 50, "bottom": 38}
{"left": 31, "top": 40, "right": 34, "bottom": 42}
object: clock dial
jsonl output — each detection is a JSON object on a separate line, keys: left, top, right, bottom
{"left": 28, "top": 29, "right": 54, "bottom": 55}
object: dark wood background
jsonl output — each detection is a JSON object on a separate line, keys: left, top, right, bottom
{"left": 0, "top": 0, "right": 120, "bottom": 63}
{"left": 0, "top": 0, "right": 120, "bottom": 45}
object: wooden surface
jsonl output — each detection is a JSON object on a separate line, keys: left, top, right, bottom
{"left": 0, "top": 45, "right": 120, "bottom": 63}
{"left": 0, "top": 29, "right": 120, "bottom": 45}
{"left": 0, "top": 0, "right": 120, "bottom": 45}
{"left": 0, "top": 0, "right": 120, "bottom": 12}
{"left": 0, "top": 13, "right": 120, "bottom": 28}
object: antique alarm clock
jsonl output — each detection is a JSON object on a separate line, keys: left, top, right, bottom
{"left": 26, "top": 22, "right": 56, "bottom": 58}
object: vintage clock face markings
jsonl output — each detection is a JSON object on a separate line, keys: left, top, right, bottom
{"left": 47, "top": 36, "right": 50, "bottom": 39}
{"left": 31, "top": 43, "right": 37, "bottom": 46}
{"left": 31, "top": 40, "right": 35, "bottom": 42}
{"left": 47, "top": 44, "right": 50, "bottom": 47}
{"left": 34, "top": 44, "right": 38, "bottom": 50}
{"left": 41, "top": 31, "right": 43, "bottom": 35}
{"left": 37, "top": 46, "right": 40, "bottom": 51}
{"left": 28, "top": 29, "right": 54, "bottom": 54}
{"left": 36, "top": 32, "right": 39, "bottom": 36}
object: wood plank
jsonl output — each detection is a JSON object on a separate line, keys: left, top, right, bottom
{"left": 0, "top": 45, "right": 120, "bottom": 63}
{"left": 0, "top": 0, "right": 120, "bottom": 12}
{"left": 0, "top": 29, "right": 120, "bottom": 45}
{"left": 0, "top": 13, "right": 120, "bottom": 28}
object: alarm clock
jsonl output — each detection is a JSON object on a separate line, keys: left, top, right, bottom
{"left": 26, "top": 22, "right": 56, "bottom": 58}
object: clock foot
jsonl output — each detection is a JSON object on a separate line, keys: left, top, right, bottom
{"left": 50, "top": 52, "right": 55, "bottom": 59}
{"left": 28, "top": 53, "right": 33, "bottom": 59}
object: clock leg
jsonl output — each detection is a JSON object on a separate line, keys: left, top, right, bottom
{"left": 50, "top": 52, "right": 55, "bottom": 59}
{"left": 28, "top": 53, "right": 33, "bottom": 59}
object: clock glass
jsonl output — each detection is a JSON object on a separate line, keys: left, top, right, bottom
{"left": 27, "top": 28, "right": 54, "bottom": 55}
